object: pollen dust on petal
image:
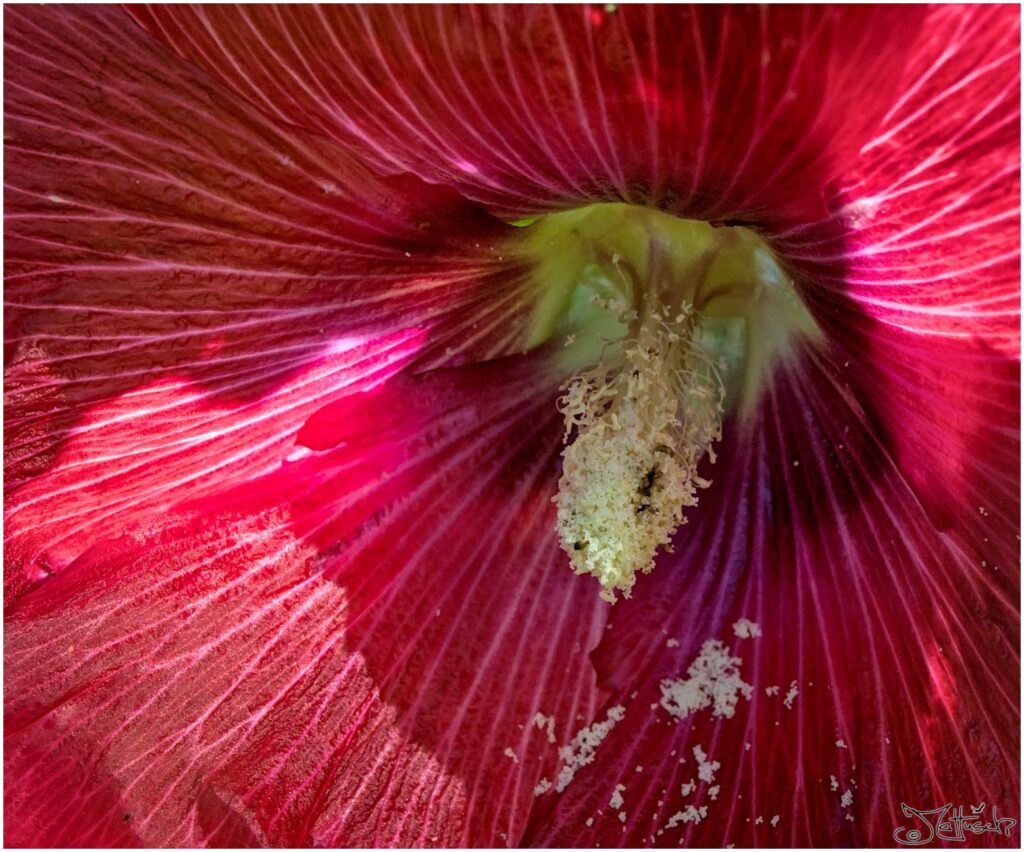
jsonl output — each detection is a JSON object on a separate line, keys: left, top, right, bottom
{"left": 659, "top": 638, "right": 754, "bottom": 721}
{"left": 533, "top": 705, "right": 626, "bottom": 796}
{"left": 660, "top": 743, "right": 722, "bottom": 834}
{"left": 654, "top": 622, "right": 763, "bottom": 837}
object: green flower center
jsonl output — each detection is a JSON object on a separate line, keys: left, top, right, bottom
{"left": 513, "top": 203, "right": 819, "bottom": 601}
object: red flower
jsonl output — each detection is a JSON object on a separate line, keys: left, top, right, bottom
{"left": 4, "top": 5, "right": 1019, "bottom": 847}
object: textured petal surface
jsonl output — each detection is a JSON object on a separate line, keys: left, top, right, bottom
{"left": 4, "top": 3, "right": 1020, "bottom": 850}
{"left": 3, "top": 7, "right": 611, "bottom": 847}
{"left": 6, "top": 356, "right": 613, "bottom": 847}
{"left": 775, "top": 3, "right": 1020, "bottom": 561}
{"left": 4, "top": 5, "right": 538, "bottom": 602}
{"left": 133, "top": 4, "right": 926, "bottom": 221}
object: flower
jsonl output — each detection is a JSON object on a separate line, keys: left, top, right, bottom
{"left": 4, "top": 4, "right": 1019, "bottom": 848}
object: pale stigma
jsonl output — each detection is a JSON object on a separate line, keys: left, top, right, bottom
{"left": 554, "top": 301, "right": 724, "bottom": 602}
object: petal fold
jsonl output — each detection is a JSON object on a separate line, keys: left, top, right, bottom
{"left": 5, "top": 357, "right": 609, "bottom": 848}
{"left": 4, "top": 5, "right": 536, "bottom": 601}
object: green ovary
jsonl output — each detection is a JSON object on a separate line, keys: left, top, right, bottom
{"left": 511, "top": 203, "right": 820, "bottom": 601}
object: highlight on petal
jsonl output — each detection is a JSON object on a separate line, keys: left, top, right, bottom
{"left": 4, "top": 355, "right": 610, "bottom": 848}
{"left": 773, "top": 3, "right": 1020, "bottom": 551}
{"left": 133, "top": 5, "right": 928, "bottom": 221}
{"left": 4, "top": 5, "right": 540, "bottom": 602}
{"left": 3, "top": 3, "right": 1020, "bottom": 850}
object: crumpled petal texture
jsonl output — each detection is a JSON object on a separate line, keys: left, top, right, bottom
{"left": 4, "top": 3, "right": 1020, "bottom": 849}
{"left": 6, "top": 356, "right": 612, "bottom": 847}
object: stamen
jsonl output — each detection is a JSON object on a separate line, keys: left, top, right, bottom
{"left": 515, "top": 202, "right": 819, "bottom": 600}
{"left": 554, "top": 301, "right": 725, "bottom": 601}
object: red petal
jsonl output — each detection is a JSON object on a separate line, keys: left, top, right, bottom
{"left": 5, "top": 356, "right": 612, "bottom": 847}
{"left": 4, "top": 6, "right": 537, "bottom": 601}
{"left": 773, "top": 4, "right": 1020, "bottom": 547}
{"left": 122, "top": 2, "right": 1021, "bottom": 543}
{"left": 5, "top": 4, "right": 1018, "bottom": 849}
{"left": 132, "top": 5, "right": 926, "bottom": 221}
{"left": 525, "top": 345, "right": 1018, "bottom": 846}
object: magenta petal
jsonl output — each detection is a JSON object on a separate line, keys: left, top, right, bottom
{"left": 4, "top": 6, "right": 537, "bottom": 601}
{"left": 5, "top": 357, "right": 612, "bottom": 847}
{"left": 133, "top": 5, "right": 928, "bottom": 221}
{"left": 772, "top": 4, "right": 1020, "bottom": 549}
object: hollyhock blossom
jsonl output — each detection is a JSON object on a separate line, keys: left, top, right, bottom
{"left": 4, "top": 3, "right": 1019, "bottom": 848}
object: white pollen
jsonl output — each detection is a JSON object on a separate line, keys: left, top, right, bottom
{"left": 765, "top": 685, "right": 780, "bottom": 697}
{"left": 665, "top": 805, "right": 707, "bottom": 828}
{"left": 783, "top": 681, "right": 799, "bottom": 709}
{"left": 609, "top": 784, "right": 626, "bottom": 810}
{"left": 830, "top": 775, "right": 839, "bottom": 791}
{"left": 666, "top": 638, "right": 680, "bottom": 648}
{"left": 770, "top": 815, "right": 780, "bottom": 828}
{"left": 534, "top": 778, "right": 552, "bottom": 796}
{"left": 840, "top": 789, "right": 854, "bottom": 809}
{"left": 732, "top": 618, "right": 762, "bottom": 639}
{"left": 532, "top": 712, "right": 557, "bottom": 744}
{"left": 502, "top": 748, "right": 518, "bottom": 763}
{"left": 693, "top": 745, "right": 720, "bottom": 784}
{"left": 835, "top": 738, "right": 848, "bottom": 749}
{"left": 554, "top": 305, "right": 725, "bottom": 601}
{"left": 708, "top": 785, "right": 720, "bottom": 800}
{"left": 553, "top": 706, "right": 626, "bottom": 793}
{"left": 660, "top": 640, "right": 753, "bottom": 720}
